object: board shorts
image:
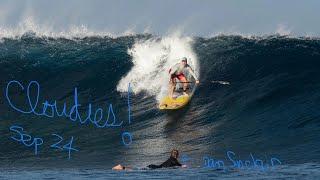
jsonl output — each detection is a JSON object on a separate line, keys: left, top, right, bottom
{"left": 171, "top": 73, "right": 186, "bottom": 81}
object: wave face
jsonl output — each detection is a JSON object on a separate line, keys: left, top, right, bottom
{"left": 0, "top": 33, "right": 320, "bottom": 168}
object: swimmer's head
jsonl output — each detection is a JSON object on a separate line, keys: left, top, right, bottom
{"left": 170, "top": 149, "right": 179, "bottom": 159}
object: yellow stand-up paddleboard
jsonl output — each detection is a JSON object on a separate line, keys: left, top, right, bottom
{"left": 159, "top": 94, "right": 191, "bottom": 110}
{"left": 159, "top": 81, "right": 196, "bottom": 110}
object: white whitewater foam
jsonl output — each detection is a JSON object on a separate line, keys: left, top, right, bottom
{"left": 1, "top": 17, "right": 316, "bottom": 40}
{"left": 276, "top": 24, "right": 292, "bottom": 36}
{"left": 116, "top": 33, "right": 199, "bottom": 101}
{"left": 0, "top": 17, "right": 122, "bottom": 39}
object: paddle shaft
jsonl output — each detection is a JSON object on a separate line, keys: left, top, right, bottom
{"left": 174, "top": 81, "right": 230, "bottom": 85}
{"left": 174, "top": 81, "right": 195, "bottom": 83}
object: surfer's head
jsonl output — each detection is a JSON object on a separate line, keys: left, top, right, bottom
{"left": 170, "top": 149, "right": 179, "bottom": 159}
{"left": 181, "top": 57, "right": 187, "bottom": 66}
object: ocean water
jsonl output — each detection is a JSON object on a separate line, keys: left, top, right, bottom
{"left": 1, "top": 164, "right": 320, "bottom": 180}
{"left": 0, "top": 32, "right": 320, "bottom": 179}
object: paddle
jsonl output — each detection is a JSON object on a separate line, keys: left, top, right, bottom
{"left": 174, "top": 82, "right": 197, "bottom": 83}
{"left": 174, "top": 81, "right": 230, "bottom": 85}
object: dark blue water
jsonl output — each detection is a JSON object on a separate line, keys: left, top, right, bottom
{"left": 1, "top": 164, "right": 320, "bottom": 179}
{"left": 0, "top": 33, "right": 320, "bottom": 179}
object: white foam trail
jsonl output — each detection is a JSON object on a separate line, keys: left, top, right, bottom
{"left": 211, "top": 81, "right": 230, "bottom": 85}
{"left": 116, "top": 33, "right": 199, "bottom": 101}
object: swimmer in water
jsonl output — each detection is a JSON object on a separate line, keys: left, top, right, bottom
{"left": 112, "top": 149, "right": 186, "bottom": 170}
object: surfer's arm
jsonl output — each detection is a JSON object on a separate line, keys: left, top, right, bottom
{"left": 187, "top": 66, "right": 199, "bottom": 81}
{"left": 169, "top": 63, "right": 179, "bottom": 75}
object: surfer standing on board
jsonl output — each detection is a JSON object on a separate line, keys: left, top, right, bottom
{"left": 169, "top": 57, "right": 199, "bottom": 98}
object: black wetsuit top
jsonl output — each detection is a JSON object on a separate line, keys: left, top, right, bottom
{"left": 148, "top": 157, "right": 182, "bottom": 169}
